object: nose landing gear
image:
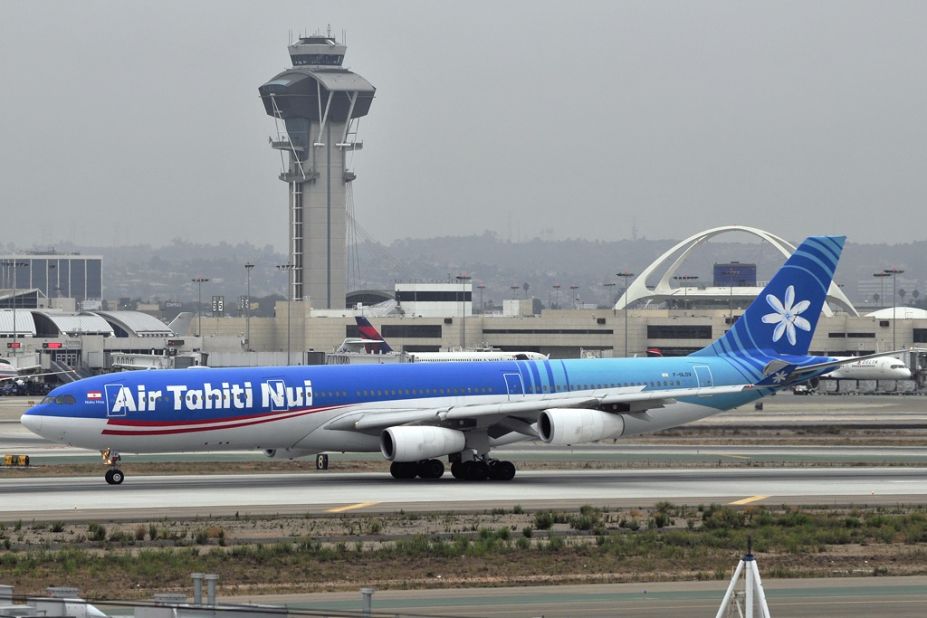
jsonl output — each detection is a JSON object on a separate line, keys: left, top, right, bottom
{"left": 101, "top": 448, "right": 124, "bottom": 485}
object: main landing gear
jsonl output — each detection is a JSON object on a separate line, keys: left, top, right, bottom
{"left": 389, "top": 458, "right": 516, "bottom": 481}
{"left": 101, "top": 448, "right": 124, "bottom": 485}
{"left": 451, "top": 458, "right": 516, "bottom": 481}
{"left": 390, "top": 459, "right": 445, "bottom": 479}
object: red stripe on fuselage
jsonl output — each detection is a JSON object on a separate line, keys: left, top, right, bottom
{"left": 100, "top": 406, "right": 342, "bottom": 436}
{"left": 104, "top": 405, "right": 342, "bottom": 427}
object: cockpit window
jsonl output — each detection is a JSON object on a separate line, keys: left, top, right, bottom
{"left": 41, "top": 395, "right": 76, "bottom": 405}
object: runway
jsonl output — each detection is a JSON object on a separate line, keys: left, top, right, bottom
{"left": 3, "top": 467, "right": 927, "bottom": 521}
{"left": 231, "top": 576, "right": 927, "bottom": 618}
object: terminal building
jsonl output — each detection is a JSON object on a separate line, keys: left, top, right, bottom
{"left": 0, "top": 253, "right": 102, "bottom": 305}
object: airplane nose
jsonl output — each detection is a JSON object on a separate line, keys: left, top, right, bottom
{"left": 20, "top": 413, "right": 44, "bottom": 435}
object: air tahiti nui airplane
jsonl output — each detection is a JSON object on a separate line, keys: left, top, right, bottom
{"left": 21, "top": 236, "right": 899, "bottom": 485}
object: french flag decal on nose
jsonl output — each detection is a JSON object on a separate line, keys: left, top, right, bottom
{"left": 87, "top": 391, "right": 103, "bottom": 400}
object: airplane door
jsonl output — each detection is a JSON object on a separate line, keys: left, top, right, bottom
{"left": 693, "top": 365, "right": 714, "bottom": 390}
{"left": 503, "top": 373, "right": 525, "bottom": 400}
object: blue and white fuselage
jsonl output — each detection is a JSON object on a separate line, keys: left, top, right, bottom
{"left": 22, "top": 235, "right": 883, "bottom": 483}
{"left": 22, "top": 355, "right": 767, "bottom": 454}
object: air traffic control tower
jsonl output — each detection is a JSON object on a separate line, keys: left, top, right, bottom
{"left": 259, "top": 34, "right": 375, "bottom": 308}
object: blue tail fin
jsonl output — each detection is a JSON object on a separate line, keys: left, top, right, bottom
{"left": 694, "top": 235, "right": 845, "bottom": 365}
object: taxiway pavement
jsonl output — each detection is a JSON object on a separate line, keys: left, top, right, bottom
{"left": 2, "top": 467, "right": 926, "bottom": 521}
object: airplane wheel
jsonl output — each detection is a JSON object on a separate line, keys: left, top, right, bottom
{"left": 418, "top": 459, "right": 444, "bottom": 479}
{"left": 466, "top": 461, "right": 489, "bottom": 481}
{"left": 390, "top": 461, "right": 417, "bottom": 480}
{"left": 451, "top": 462, "right": 465, "bottom": 480}
{"left": 104, "top": 469, "right": 114, "bottom": 484}
{"left": 490, "top": 460, "right": 516, "bottom": 481}
{"left": 110, "top": 469, "right": 125, "bottom": 485}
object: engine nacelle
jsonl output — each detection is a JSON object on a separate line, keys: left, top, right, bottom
{"left": 380, "top": 426, "right": 466, "bottom": 462}
{"left": 538, "top": 408, "right": 625, "bottom": 446}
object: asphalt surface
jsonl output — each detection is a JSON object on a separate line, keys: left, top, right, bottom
{"left": 218, "top": 576, "right": 927, "bottom": 617}
{"left": 2, "top": 467, "right": 927, "bottom": 521}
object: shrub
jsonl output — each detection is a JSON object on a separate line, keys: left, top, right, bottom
{"left": 547, "top": 535, "right": 565, "bottom": 552}
{"left": 87, "top": 523, "right": 106, "bottom": 542}
{"left": 534, "top": 512, "right": 555, "bottom": 530}
{"left": 652, "top": 511, "right": 672, "bottom": 529}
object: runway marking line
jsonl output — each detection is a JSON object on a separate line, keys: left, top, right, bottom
{"left": 729, "top": 495, "right": 768, "bottom": 506}
{"left": 719, "top": 454, "right": 750, "bottom": 460}
{"left": 326, "top": 501, "right": 379, "bottom": 513}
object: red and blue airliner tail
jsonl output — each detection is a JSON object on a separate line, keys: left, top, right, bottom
{"left": 356, "top": 316, "right": 393, "bottom": 353}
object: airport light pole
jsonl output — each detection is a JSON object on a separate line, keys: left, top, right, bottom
{"left": 48, "top": 263, "right": 56, "bottom": 300}
{"left": 276, "top": 264, "right": 295, "bottom": 364}
{"left": 873, "top": 271, "right": 891, "bottom": 351}
{"left": 873, "top": 271, "right": 890, "bottom": 308}
{"left": 884, "top": 268, "right": 904, "bottom": 351}
{"left": 456, "top": 274, "right": 471, "bottom": 349}
{"left": 602, "top": 282, "right": 616, "bottom": 308}
{"left": 244, "top": 263, "right": 254, "bottom": 351}
{"left": 617, "top": 272, "right": 634, "bottom": 358}
{"left": 191, "top": 277, "right": 209, "bottom": 338}
{"left": 1, "top": 260, "right": 28, "bottom": 350}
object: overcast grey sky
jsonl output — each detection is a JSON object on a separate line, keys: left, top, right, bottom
{"left": 2, "top": 1, "right": 926, "bottom": 251}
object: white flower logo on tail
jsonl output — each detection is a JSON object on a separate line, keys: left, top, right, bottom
{"left": 762, "top": 285, "right": 811, "bottom": 346}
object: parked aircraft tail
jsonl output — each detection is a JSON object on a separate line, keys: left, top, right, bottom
{"left": 355, "top": 316, "right": 393, "bottom": 353}
{"left": 168, "top": 312, "right": 194, "bottom": 336}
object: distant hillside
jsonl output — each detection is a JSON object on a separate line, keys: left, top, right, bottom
{"left": 8, "top": 233, "right": 924, "bottom": 309}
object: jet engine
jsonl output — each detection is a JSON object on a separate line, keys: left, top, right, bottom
{"left": 538, "top": 408, "right": 625, "bottom": 446}
{"left": 380, "top": 426, "right": 466, "bottom": 462}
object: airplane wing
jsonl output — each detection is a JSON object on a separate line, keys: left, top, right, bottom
{"left": 324, "top": 383, "right": 752, "bottom": 434}
{"left": 0, "top": 370, "right": 76, "bottom": 382}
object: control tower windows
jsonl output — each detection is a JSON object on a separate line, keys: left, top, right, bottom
{"left": 291, "top": 54, "right": 344, "bottom": 66}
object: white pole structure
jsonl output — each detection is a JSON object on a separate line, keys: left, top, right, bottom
{"left": 244, "top": 262, "right": 254, "bottom": 351}
{"left": 715, "top": 538, "right": 772, "bottom": 618}
{"left": 276, "top": 264, "right": 295, "bottom": 364}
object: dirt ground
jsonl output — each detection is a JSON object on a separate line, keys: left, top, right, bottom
{"left": 3, "top": 504, "right": 927, "bottom": 599}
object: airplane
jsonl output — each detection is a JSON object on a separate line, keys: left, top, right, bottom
{"left": 0, "top": 359, "right": 16, "bottom": 381}
{"left": 354, "top": 316, "right": 393, "bottom": 354}
{"left": 0, "top": 358, "right": 75, "bottom": 386}
{"left": 21, "top": 235, "right": 903, "bottom": 485}
{"left": 355, "top": 316, "right": 547, "bottom": 362}
{"left": 825, "top": 356, "right": 912, "bottom": 380}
